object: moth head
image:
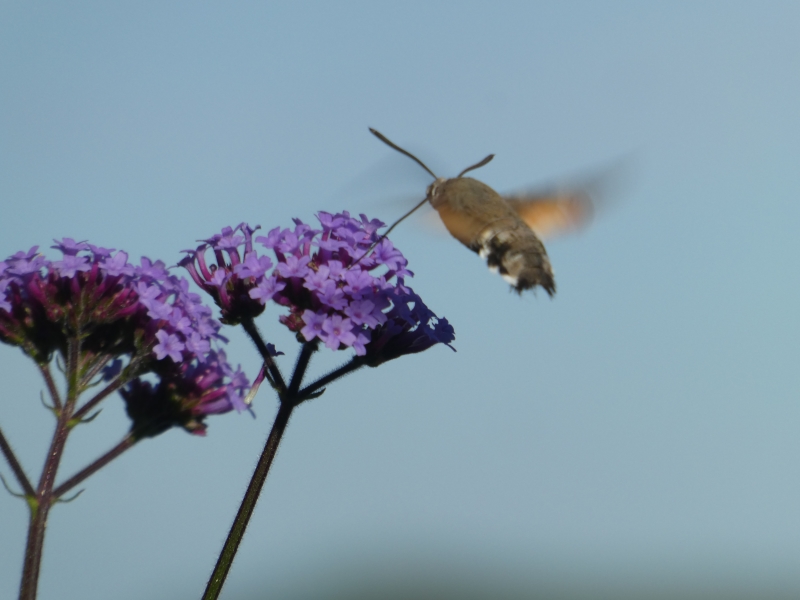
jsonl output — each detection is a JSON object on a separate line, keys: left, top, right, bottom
{"left": 426, "top": 177, "right": 449, "bottom": 204}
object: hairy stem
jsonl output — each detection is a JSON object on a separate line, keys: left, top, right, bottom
{"left": 37, "top": 363, "right": 62, "bottom": 411}
{"left": 0, "top": 426, "right": 35, "bottom": 497}
{"left": 298, "top": 356, "right": 366, "bottom": 399}
{"left": 78, "top": 355, "right": 112, "bottom": 389}
{"left": 19, "top": 401, "right": 71, "bottom": 600}
{"left": 19, "top": 341, "right": 81, "bottom": 600}
{"left": 51, "top": 434, "right": 136, "bottom": 499}
{"left": 70, "top": 377, "right": 123, "bottom": 423}
{"left": 241, "top": 317, "right": 286, "bottom": 393}
{"left": 288, "top": 341, "right": 318, "bottom": 397}
{"left": 71, "top": 352, "right": 146, "bottom": 422}
{"left": 203, "top": 337, "right": 366, "bottom": 597}
{"left": 201, "top": 400, "right": 294, "bottom": 600}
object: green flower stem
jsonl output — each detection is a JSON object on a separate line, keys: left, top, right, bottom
{"left": 66, "top": 337, "right": 79, "bottom": 402}
{"left": 70, "top": 377, "right": 123, "bottom": 423}
{"left": 0, "top": 426, "right": 35, "bottom": 497}
{"left": 71, "top": 353, "right": 147, "bottom": 422}
{"left": 19, "top": 341, "right": 81, "bottom": 600}
{"left": 51, "top": 434, "right": 136, "bottom": 499}
{"left": 201, "top": 400, "right": 294, "bottom": 600}
{"left": 78, "top": 355, "right": 112, "bottom": 389}
{"left": 36, "top": 363, "right": 62, "bottom": 411}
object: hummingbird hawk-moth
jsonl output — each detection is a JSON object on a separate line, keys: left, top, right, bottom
{"left": 369, "top": 128, "right": 594, "bottom": 295}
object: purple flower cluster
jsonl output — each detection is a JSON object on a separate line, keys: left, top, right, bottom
{"left": 0, "top": 240, "right": 249, "bottom": 435}
{"left": 181, "top": 212, "right": 454, "bottom": 363}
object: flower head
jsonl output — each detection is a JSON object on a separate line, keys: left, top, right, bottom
{"left": 179, "top": 224, "right": 275, "bottom": 325}
{"left": 188, "top": 213, "right": 454, "bottom": 363}
{"left": 121, "top": 349, "right": 250, "bottom": 437}
{"left": 0, "top": 240, "right": 250, "bottom": 435}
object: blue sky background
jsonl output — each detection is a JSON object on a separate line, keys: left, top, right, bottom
{"left": 2, "top": 2, "right": 800, "bottom": 599}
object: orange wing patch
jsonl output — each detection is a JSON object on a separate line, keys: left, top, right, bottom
{"left": 504, "top": 192, "right": 594, "bottom": 240}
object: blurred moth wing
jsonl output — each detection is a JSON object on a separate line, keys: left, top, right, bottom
{"left": 503, "top": 189, "right": 593, "bottom": 240}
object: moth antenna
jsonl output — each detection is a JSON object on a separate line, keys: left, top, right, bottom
{"left": 369, "top": 128, "right": 438, "bottom": 180}
{"left": 349, "top": 196, "right": 430, "bottom": 270}
{"left": 457, "top": 154, "right": 494, "bottom": 178}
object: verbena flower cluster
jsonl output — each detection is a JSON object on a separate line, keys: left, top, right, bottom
{"left": 0, "top": 240, "right": 249, "bottom": 436}
{"left": 181, "top": 212, "right": 455, "bottom": 364}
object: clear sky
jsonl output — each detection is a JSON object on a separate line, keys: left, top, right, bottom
{"left": 2, "top": 2, "right": 800, "bottom": 599}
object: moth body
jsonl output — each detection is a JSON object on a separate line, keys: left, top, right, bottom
{"left": 368, "top": 128, "right": 593, "bottom": 297}
{"left": 426, "top": 177, "right": 555, "bottom": 295}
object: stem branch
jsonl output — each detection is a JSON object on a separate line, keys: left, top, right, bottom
{"left": 298, "top": 357, "right": 366, "bottom": 399}
{"left": 51, "top": 434, "right": 136, "bottom": 499}
{"left": 241, "top": 317, "right": 286, "bottom": 393}
{"left": 288, "top": 341, "right": 318, "bottom": 397}
{"left": 71, "top": 378, "right": 123, "bottom": 422}
{"left": 37, "top": 363, "right": 62, "bottom": 411}
{"left": 0, "top": 427, "right": 35, "bottom": 497}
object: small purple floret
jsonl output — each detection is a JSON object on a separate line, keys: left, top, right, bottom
{"left": 300, "top": 310, "right": 326, "bottom": 342}
{"left": 52, "top": 254, "right": 91, "bottom": 278}
{"left": 322, "top": 315, "right": 356, "bottom": 350}
{"left": 154, "top": 330, "right": 185, "bottom": 362}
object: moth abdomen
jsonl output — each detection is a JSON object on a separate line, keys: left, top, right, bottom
{"left": 473, "top": 224, "right": 555, "bottom": 295}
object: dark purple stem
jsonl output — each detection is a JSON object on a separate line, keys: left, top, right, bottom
{"left": 240, "top": 317, "right": 286, "bottom": 393}
{"left": 71, "top": 353, "right": 147, "bottom": 422}
{"left": 19, "top": 340, "right": 81, "bottom": 600}
{"left": 298, "top": 356, "right": 366, "bottom": 399}
{"left": 202, "top": 336, "right": 324, "bottom": 599}
{"left": 201, "top": 400, "right": 294, "bottom": 600}
{"left": 203, "top": 320, "right": 371, "bottom": 597}
{"left": 52, "top": 434, "right": 136, "bottom": 499}
{"left": 70, "top": 378, "right": 123, "bottom": 422}
{"left": 0, "top": 426, "right": 35, "bottom": 497}
{"left": 288, "top": 341, "right": 319, "bottom": 397}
